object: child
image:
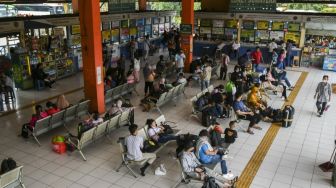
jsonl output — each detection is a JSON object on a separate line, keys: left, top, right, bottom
{"left": 224, "top": 121, "right": 238, "bottom": 150}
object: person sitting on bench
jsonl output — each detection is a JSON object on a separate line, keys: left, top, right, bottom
{"left": 180, "top": 141, "right": 236, "bottom": 187}
{"left": 45, "top": 101, "right": 60, "bottom": 115}
{"left": 233, "top": 92, "right": 262, "bottom": 135}
{"left": 126, "top": 124, "right": 156, "bottom": 176}
{"left": 195, "top": 129, "right": 228, "bottom": 175}
{"left": 147, "top": 118, "right": 177, "bottom": 144}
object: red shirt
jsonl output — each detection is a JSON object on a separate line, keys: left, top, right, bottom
{"left": 251, "top": 51, "right": 262, "bottom": 64}
{"left": 46, "top": 108, "right": 60, "bottom": 115}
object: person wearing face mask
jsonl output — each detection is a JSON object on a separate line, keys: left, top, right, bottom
{"left": 314, "top": 75, "right": 332, "bottom": 117}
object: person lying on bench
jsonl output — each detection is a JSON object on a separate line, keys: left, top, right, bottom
{"left": 126, "top": 124, "right": 157, "bottom": 176}
{"left": 195, "top": 130, "right": 228, "bottom": 175}
{"left": 180, "top": 141, "right": 236, "bottom": 187}
{"left": 233, "top": 92, "right": 262, "bottom": 135}
{"left": 147, "top": 119, "right": 177, "bottom": 144}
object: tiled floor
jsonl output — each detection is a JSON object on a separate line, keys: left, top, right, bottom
{"left": 1, "top": 50, "right": 336, "bottom": 188}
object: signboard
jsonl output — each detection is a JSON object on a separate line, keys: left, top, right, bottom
{"left": 212, "top": 28, "right": 224, "bottom": 35}
{"left": 277, "top": 0, "right": 336, "bottom": 3}
{"left": 200, "top": 19, "right": 212, "bottom": 27}
{"left": 180, "top": 24, "right": 193, "bottom": 35}
{"left": 272, "top": 22, "right": 284, "bottom": 30}
{"left": 255, "top": 30, "right": 270, "bottom": 42}
{"left": 47, "top": 17, "right": 79, "bottom": 26}
{"left": 71, "top": 25, "right": 80, "bottom": 35}
{"left": 102, "top": 22, "right": 111, "bottom": 31}
{"left": 121, "top": 20, "right": 129, "bottom": 28}
{"left": 287, "top": 23, "right": 300, "bottom": 32}
{"left": 243, "top": 20, "right": 255, "bottom": 29}
{"left": 108, "top": 0, "right": 136, "bottom": 13}
{"left": 230, "top": 0, "right": 276, "bottom": 13}
{"left": 212, "top": 20, "right": 224, "bottom": 28}
{"left": 0, "top": 21, "right": 23, "bottom": 34}
{"left": 225, "top": 19, "right": 238, "bottom": 28}
{"left": 257, "top": 21, "right": 269, "bottom": 30}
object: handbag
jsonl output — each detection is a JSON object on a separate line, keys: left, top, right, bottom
{"left": 142, "top": 139, "right": 160, "bottom": 153}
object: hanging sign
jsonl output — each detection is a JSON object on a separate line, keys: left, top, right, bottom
{"left": 230, "top": 0, "right": 277, "bottom": 13}
{"left": 257, "top": 21, "right": 269, "bottom": 30}
{"left": 180, "top": 24, "right": 193, "bottom": 35}
{"left": 272, "top": 22, "right": 284, "bottom": 30}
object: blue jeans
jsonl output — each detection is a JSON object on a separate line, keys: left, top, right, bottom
{"left": 207, "top": 154, "right": 228, "bottom": 174}
{"left": 253, "top": 64, "right": 259, "bottom": 72}
{"left": 158, "top": 134, "right": 177, "bottom": 143}
{"left": 278, "top": 72, "right": 291, "bottom": 87}
{"left": 201, "top": 80, "right": 210, "bottom": 91}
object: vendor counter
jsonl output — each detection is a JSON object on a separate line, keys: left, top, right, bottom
{"left": 193, "top": 40, "right": 226, "bottom": 57}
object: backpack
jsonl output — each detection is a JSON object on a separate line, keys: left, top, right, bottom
{"left": 282, "top": 105, "right": 295, "bottom": 128}
{"left": 202, "top": 176, "right": 220, "bottom": 188}
{"left": 1, "top": 158, "right": 17, "bottom": 174}
{"left": 21, "top": 123, "right": 30, "bottom": 139}
{"left": 196, "top": 96, "right": 207, "bottom": 111}
{"left": 176, "top": 133, "right": 199, "bottom": 157}
{"left": 225, "top": 81, "right": 236, "bottom": 95}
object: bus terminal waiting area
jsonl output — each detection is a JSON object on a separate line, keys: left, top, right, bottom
{"left": 0, "top": 50, "right": 335, "bottom": 188}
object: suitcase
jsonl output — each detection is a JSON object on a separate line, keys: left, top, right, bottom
{"left": 282, "top": 105, "right": 295, "bottom": 128}
{"left": 201, "top": 108, "right": 216, "bottom": 127}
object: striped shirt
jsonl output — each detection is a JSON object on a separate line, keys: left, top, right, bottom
{"left": 125, "top": 135, "right": 144, "bottom": 161}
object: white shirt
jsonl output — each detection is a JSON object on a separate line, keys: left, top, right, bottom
{"left": 148, "top": 127, "right": 161, "bottom": 138}
{"left": 125, "top": 135, "right": 144, "bottom": 161}
{"left": 175, "top": 53, "right": 186, "bottom": 68}
{"left": 232, "top": 42, "right": 240, "bottom": 50}
{"left": 134, "top": 59, "right": 140, "bottom": 71}
{"left": 268, "top": 42, "right": 278, "bottom": 52}
{"left": 92, "top": 118, "right": 103, "bottom": 126}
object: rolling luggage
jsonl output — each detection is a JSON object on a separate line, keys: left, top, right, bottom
{"left": 201, "top": 108, "right": 216, "bottom": 127}
{"left": 282, "top": 105, "right": 295, "bottom": 128}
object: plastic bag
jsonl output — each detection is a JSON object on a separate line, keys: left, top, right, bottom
{"left": 155, "top": 164, "right": 167, "bottom": 176}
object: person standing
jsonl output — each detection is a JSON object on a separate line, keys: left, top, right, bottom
{"left": 175, "top": 50, "right": 186, "bottom": 73}
{"left": 201, "top": 62, "right": 212, "bottom": 91}
{"left": 268, "top": 38, "right": 278, "bottom": 64}
{"left": 143, "top": 35, "right": 150, "bottom": 62}
{"left": 232, "top": 40, "right": 240, "bottom": 59}
{"left": 125, "top": 124, "right": 156, "bottom": 176}
{"left": 117, "top": 54, "right": 126, "bottom": 81}
{"left": 143, "top": 63, "right": 155, "bottom": 96}
{"left": 251, "top": 47, "right": 264, "bottom": 71}
{"left": 220, "top": 53, "right": 230, "bottom": 80}
{"left": 133, "top": 55, "right": 141, "bottom": 83}
{"left": 286, "top": 40, "right": 293, "bottom": 67}
{"left": 314, "top": 75, "right": 332, "bottom": 117}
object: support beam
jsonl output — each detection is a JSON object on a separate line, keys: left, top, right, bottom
{"left": 139, "top": 0, "right": 146, "bottom": 11}
{"left": 78, "top": 0, "right": 105, "bottom": 114}
{"left": 181, "top": 0, "right": 194, "bottom": 73}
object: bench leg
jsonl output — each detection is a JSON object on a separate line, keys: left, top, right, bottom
{"left": 125, "top": 164, "right": 138, "bottom": 178}
{"left": 116, "top": 161, "right": 124, "bottom": 172}
{"left": 78, "top": 149, "right": 87, "bottom": 161}
{"left": 32, "top": 134, "right": 42, "bottom": 147}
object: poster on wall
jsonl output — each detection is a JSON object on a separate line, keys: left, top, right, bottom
{"left": 270, "top": 31, "right": 284, "bottom": 40}
{"left": 111, "top": 28, "right": 120, "bottom": 43}
{"left": 287, "top": 23, "right": 300, "bottom": 32}
{"left": 212, "top": 20, "right": 224, "bottom": 28}
{"left": 285, "top": 32, "right": 300, "bottom": 45}
{"left": 71, "top": 25, "right": 80, "bottom": 35}
{"left": 225, "top": 20, "right": 238, "bottom": 28}
{"left": 255, "top": 30, "right": 270, "bottom": 42}
{"left": 200, "top": 19, "right": 212, "bottom": 27}
{"left": 241, "top": 29, "right": 255, "bottom": 42}
{"left": 243, "top": 20, "right": 255, "bottom": 29}
{"left": 102, "top": 22, "right": 111, "bottom": 31}
{"left": 257, "top": 21, "right": 269, "bottom": 30}
{"left": 112, "top": 21, "right": 120, "bottom": 28}
{"left": 102, "top": 31, "right": 111, "bottom": 42}
{"left": 323, "top": 56, "right": 336, "bottom": 72}
{"left": 272, "top": 22, "right": 284, "bottom": 30}
{"left": 200, "top": 27, "right": 212, "bottom": 34}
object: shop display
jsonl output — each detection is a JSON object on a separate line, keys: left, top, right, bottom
{"left": 255, "top": 30, "right": 270, "bottom": 43}
{"left": 241, "top": 29, "right": 255, "bottom": 42}
{"left": 224, "top": 28, "right": 237, "bottom": 41}
{"left": 270, "top": 31, "right": 284, "bottom": 40}
{"left": 323, "top": 55, "right": 336, "bottom": 71}
{"left": 285, "top": 32, "right": 300, "bottom": 45}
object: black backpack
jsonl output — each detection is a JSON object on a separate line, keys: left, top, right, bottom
{"left": 202, "top": 176, "right": 220, "bottom": 188}
{"left": 282, "top": 105, "right": 295, "bottom": 128}
{"left": 176, "top": 133, "right": 199, "bottom": 157}
{"left": 1, "top": 158, "right": 17, "bottom": 174}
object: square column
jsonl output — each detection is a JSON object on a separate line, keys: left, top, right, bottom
{"left": 78, "top": 0, "right": 105, "bottom": 113}
{"left": 181, "top": 0, "right": 194, "bottom": 73}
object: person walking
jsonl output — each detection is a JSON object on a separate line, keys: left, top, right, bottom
{"left": 143, "top": 63, "right": 155, "bottom": 96}
{"left": 133, "top": 55, "right": 141, "bottom": 83}
{"left": 220, "top": 53, "right": 230, "bottom": 80}
{"left": 251, "top": 47, "right": 264, "bottom": 72}
{"left": 314, "top": 75, "right": 332, "bottom": 117}
{"left": 268, "top": 38, "right": 278, "bottom": 64}
{"left": 143, "top": 35, "right": 150, "bottom": 62}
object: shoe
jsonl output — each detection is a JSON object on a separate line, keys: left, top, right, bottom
{"left": 325, "top": 105, "right": 330, "bottom": 111}
{"left": 247, "top": 130, "right": 254, "bottom": 135}
{"left": 223, "top": 172, "right": 235, "bottom": 181}
{"left": 317, "top": 114, "right": 322, "bottom": 117}
{"left": 140, "top": 167, "right": 146, "bottom": 176}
